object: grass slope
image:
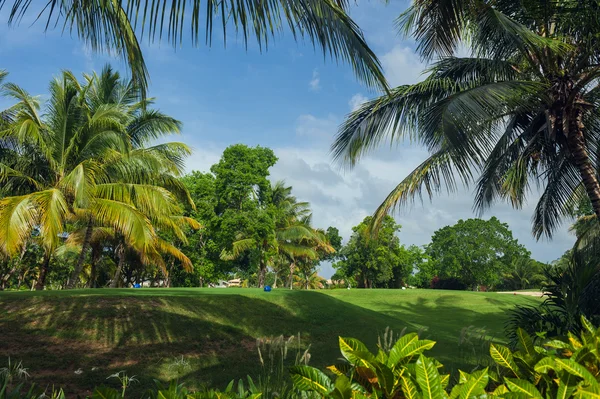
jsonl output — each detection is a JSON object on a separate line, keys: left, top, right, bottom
{"left": 0, "top": 288, "right": 540, "bottom": 395}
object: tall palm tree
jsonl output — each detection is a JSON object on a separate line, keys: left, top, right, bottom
{"left": 64, "top": 66, "right": 194, "bottom": 288}
{"left": 1, "top": 0, "right": 388, "bottom": 96}
{"left": 0, "top": 67, "right": 195, "bottom": 289}
{"left": 332, "top": 0, "right": 600, "bottom": 238}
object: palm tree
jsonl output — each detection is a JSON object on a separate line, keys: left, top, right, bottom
{"left": 1, "top": 0, "right": 388, "bottom": 96}
{"left": 64, "top": 66, "right": 194, "bottom": 288}
{"left": 221, "top": 181, "right": 332, "bottom": 288}
{"left": 0, "top": 66, "right": 196, "bottom": 289}
{"left": 332, "top": 0, "right": 600, "bottom": 238}
{"left": 293, "top": 271, "right": 326, "bottom": 289}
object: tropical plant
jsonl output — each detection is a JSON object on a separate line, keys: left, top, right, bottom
{"left": 1, "top": 0, "right": 389, "bottom": 97}
{"left": 0, "top": 66, "right": 197, "bottom": 289}
{"left": 221, "top": 180, "right": 333, "bottom": 288}
{"left": 507, "top": 252, "right": 600, "bottom": 341}
{"left": 332, "top": 0, "right": 600, "bottom": 239}
{"left": 500, "top": 257, "right": 546, "bottom": 291}
{"left": 293, "top": 271, "right": 326, "bottom": 290}
{"left": 290, "top": 318, "right": 600, "bottom": 399}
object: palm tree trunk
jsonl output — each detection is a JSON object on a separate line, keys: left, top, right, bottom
{"left": 66, "top": 221, "right": 93, "bottom": 289}
{"left": 272, "top": 271, "right": 278, "bottom": 289}
{"left": 35, "top": 254, "right": 51, "bottom": 291}
{"left": 87, "top": 246, "right": 100, "bottom": 288}
{"left": 568, "top": 128, "right": 600, "bottom": 221}
{"left": 289, "top": 262, "right": 296, "bottom": 290}
{"left": 110, "top": 244, "right": 125, "bottom": 288}
{"left": 258, "top": 258, "right": 267, "bottom": 288}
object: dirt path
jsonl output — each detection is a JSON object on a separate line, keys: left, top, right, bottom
{"left": 497, "top": 291, "right": 545, "bottom": 297}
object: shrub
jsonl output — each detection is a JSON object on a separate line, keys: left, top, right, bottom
{"left": 290, "top": 317, "right": 600, "bottom": 399}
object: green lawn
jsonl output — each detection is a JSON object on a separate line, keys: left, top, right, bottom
{"left": 0, "top": 288, "right": 540, "bottom": 396}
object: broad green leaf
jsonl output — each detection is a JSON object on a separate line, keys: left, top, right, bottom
{"left": 375, "top": 349, "right": 387, "bottom": 364}
{"left": 397, "top": 340, "right": 437, "bottom": 362}
{"left": 533, "top": 357, "right": 556, "bottom": 374}
{"left": 328, "top": 363, "right": 352, "bottom": 376}
{"left": 400, "top": 375, "right": 420, "bottom": 399}
{"left": 490, "top": 344, "right": 520, "bottom": 377}
{"left": 440, "top": 374, "right": 450, "bottom": 389}
{"left": 331, "top": 375, "right": 353, "bottom": 399}
{"left": 505, "top": 378, "right": 543, "bottom": 399}
{"left": 339, "top": 337, "right": 371, "bottom": 366}
{"left": 450, "top": 384, "right": 462, "bottom": 399}
{"left": 555, "top": 358, "right": 597, "bottom": 386}
{"left": 575, "top": 385, "right": 600, "bottom": 399}
{"left": 388, "top": 333, "right": 419, "bottom": 367}
{"left": 415, "top": 355, "right": 444, "bottom": 399}
{"left": 568, "top": 333, "right": 583, "bottom": 350}
{"left": 557, "top": 372, "right": 577, "bottom": 399}
{"left": 290, "top": 365, "right": 334, "bottom": 395}
{"left": 373, "top": 362, "right": 395, "bottom": 396}
{"left": 516, "top": 328, "right": 535, "bottom": 357}
{"left": 581, "top": 317, "right": 595, "bottom": 335}
{"left": 493, "top": 385, "right": 509, "bottom": 395}
{"left": 458, "top": 370, "right": 471, "bottom": 384}
{"left": 459, "top": 368, "right": 489, "bottom": 399}
{"left": 545, "top": 340, "right": 571, "bottom": 349}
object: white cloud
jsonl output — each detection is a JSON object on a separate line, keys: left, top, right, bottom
{"left": 309, "top": 69, "right": 321, "bottom": 91}
{"left": 349, "top": 93, "right": 368, "bottom": 111}
{"left": 381, "top": 45, "right": 426, "bottom": 86}
{"left": 295, "top": 114, "right": 338, "bottom": 143}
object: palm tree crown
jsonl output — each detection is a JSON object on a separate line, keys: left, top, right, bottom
{"left": 333, "top": 0, "right": 600, "bottom": 238}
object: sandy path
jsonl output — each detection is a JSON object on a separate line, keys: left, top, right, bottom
{"left": 497, "top": 291, "right": 546, "bottom": 297}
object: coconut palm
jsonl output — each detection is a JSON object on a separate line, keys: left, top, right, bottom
{"left": 0, "top": 67, "right": 196, "bottom": 289}
{"left": 1, "top": 0, "right": 388, "bottom": 96}
{"left": 332, "top": 0, "right": 600, "bottom": 238}
{"left": 64, "top": 66, "right": 194, "bottom": 288}
{"left": 221, "top": 181, "right": 333, "bottom": 288}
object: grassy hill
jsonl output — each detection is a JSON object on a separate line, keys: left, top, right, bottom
{"left": 0, "top": 288, "right": 540, "bottom": 396}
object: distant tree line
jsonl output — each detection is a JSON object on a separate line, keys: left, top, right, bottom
{"left": 332, "top": 216, "right": 549, "bottom": 291}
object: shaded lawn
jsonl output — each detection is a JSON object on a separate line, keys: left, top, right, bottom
{"left": 0, "top": 288, "right": 540, "bottom": 396}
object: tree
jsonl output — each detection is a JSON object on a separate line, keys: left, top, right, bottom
{"left": 0, "top": 66, "right": 196, "bottom": 289}
{"left": 500, "top": 257, "right": 546, "bottom": 291}
{"left": 425, "top": 217, "right": 528, "bottom": 290}
{"left": 334, "top": 215, "right": 408, "bottom": 288}
{"left": 1, "top": 0, "right": 388, "bottom": 97}
{"left": 332, "top": 0, "right": 600, "bottom": 239}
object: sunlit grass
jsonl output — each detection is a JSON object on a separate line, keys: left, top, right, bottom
{"left": 0, "top": 288, "right": 540, "bottom": 395}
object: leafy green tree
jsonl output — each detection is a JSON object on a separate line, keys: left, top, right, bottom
{"left": 213, "top": 145, "right": 277, "bottom": 287}
{"left": 426, "top": 217, "right": 528, "bottom": 290}
{"left": 332, "top": 0, "right": 600, "bottom": 239}
{"left": 334, "top": 215, "right": 407, "bottom": 288}
{"left": 0, "top": 66, "right": 196, "bottom": 289}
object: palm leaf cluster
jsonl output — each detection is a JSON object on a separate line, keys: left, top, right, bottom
{"left": 0, "top": 0, "right": 388, "bottom": 96}
{"left": 0, "top": 66, "right": 198, "bottom": 289}
{"left": 333, "top": 0, "right": 600, "bottom": 239}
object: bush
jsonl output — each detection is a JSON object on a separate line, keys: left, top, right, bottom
{"left": 290, "top": 317, "right": 600, "bottom": 399}
{"left": 507, "top": 252, "right": 600, "bottom": 342}
{"left": 430, "top": 276, "right": 467, "bottom": 290}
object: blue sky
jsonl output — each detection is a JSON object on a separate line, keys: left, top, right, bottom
{"left": 0, "top": 1, "right": 576, "bottom": 277}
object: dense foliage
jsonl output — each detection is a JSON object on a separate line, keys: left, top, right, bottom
{"left": 421, "top": 218, "right": 531, "bottom": 290}
{"left": 333, "top": 216, "right": 545, "bottom": 291}
{"left": 4, "top": 319, "right": 600, "bottom": 398}
{"left": 291, "top": 317, "right": 600, "bottom": 399}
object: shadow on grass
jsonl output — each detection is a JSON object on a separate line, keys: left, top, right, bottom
{"left": 0, "top": 290, "right": 533, "bottom": 396}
